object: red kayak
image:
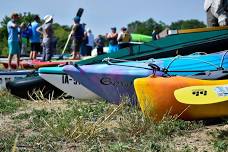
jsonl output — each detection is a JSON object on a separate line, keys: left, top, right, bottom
{"left": 0, "top": 59, "right": 78, "bottom": 69}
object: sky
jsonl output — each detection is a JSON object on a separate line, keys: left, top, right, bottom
{"left": 0, "top": 0, "right": 205, "bottom": 35}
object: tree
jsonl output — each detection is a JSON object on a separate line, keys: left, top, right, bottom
{"left": 127, "top": 18, "right": 167, "bottom": 36}
{"left": 0, "top": 12, "right": 37, "bottom": 55}
{"left": 52, "top": 23, "right": 71, "bottom": 53}
{"left": 169, "top": 19, "right": 206, "bottom": 30}
{"left": 0, "top": 12, "right": 71, "bottom": 55}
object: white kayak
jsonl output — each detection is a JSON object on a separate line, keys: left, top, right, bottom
{"left": 39, "top": 71, "right": 100, "bottom": 99}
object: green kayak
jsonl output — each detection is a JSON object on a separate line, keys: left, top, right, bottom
{"left": 131, "top": 33, "right": 152, "bottom": 42}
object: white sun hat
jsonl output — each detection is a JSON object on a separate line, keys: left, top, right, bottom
{"left": 43, "top": 15, "right": 53, "bottom": 24}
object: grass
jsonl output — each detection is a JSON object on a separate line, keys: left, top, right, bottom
{"left": 0, "top": 90, "right": 25, "bottom": 114}
{"left": 209, "top": 129, "right": 228, "bottom": 152}
{"left": 0, "top": 93, "right": 226, "bottom": 151}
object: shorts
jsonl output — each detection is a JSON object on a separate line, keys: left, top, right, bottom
{"left": 31, "top": 42, "right": 42, "bottom": 52}
{"left": 97, "top": 47, "right": 104, "bottom": 55}
{"left": 72, "top": 39, "right": 82, "bottom": 52}
{"left": 42, "top": 38, "right": 53, "bottom": 61}
{"left": 86, "top": 46, "right": 93, "bottom": 56}
{"left": 8, "top": 41, "right": 20, "bottom": 55}
{"left": 108, "top": 44, "right": 119, "bottom": 53}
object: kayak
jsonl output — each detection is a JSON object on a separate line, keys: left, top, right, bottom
{"left": 73, "top": 26, "right": 228, "bottom": 66}
{"left": 0, "top": 70, "right": 35, "bottom": 90}
{"left": 91, "top": 42, "right": 143, "bottom": 56}
{"left": 134, "top": 76, "right": 228, "bottom": 121}
{"left": 0, "top": 59, "right": 77, "bottom": 69}
{"left": 131, "top": 34, "right": 152, "bottom": 42}
{"left": 63, "top": 51, "right": 228, "bottom": 104}
{"left": 38, "top": 67, "right": 100, "bottom": 99}
{"left": 3, "top": 26, "right": 228, "bottom": 69}
{"left": 6, "top": 76, "right": 64, "bottom": 99}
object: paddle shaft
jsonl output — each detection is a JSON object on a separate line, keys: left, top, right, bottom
{"left": 61, "top": 33, "right": 72, "bottom": 55}
{"left": 60, "top": 8, "right": 84, "bottom": 56}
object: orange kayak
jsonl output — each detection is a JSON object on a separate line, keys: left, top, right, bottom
{"left": 134, "top": 76, "right": 228, "bottom": 121}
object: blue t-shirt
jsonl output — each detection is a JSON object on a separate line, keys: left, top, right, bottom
{"left": 7, "top": 20, "right": 19, "bottom": 41}
{"left": 30, "top": 21, "right": 41, "bottom": 43}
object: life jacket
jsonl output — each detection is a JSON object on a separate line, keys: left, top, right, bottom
{"left": 74, "top": 24, "right": 84, "bottom": 40}
{"left": 121, "top": 32, "right": 131, "bottom": 42}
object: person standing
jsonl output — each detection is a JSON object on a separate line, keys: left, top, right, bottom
{"left": 117, "top": 27, "right": 132, "bottom": 49}
{"left": 204, "top": 0, "right": 228, "bottom": 26}
{"left": 106, "top": 27, "right": 118, "bottom": 53}
{"left": 117, "top": 27, "right": 131, "bottom": 43}
{"left": 30, "top": 15, "right": 41, "bottom": 60}
{"left": 37, "top": 15, "right": 54, "bottom": 61}
{"left": 7, "top": 13, "right": 20, "bottom": 69}
{"left": 80, "top": 23, "right": 88, "bottom": 57}
{"left": 86, "top": 28, "right": 95, "bottom": 56}
{"left": 151, "top": 26, "right": 160, "bottom": 41}
{"left": 95, "top": 35, "right": 105, "bottom": 55}
{"left": 70, "top": 16, "right": 84, "bottom": 59}
{"left": 19, "top": 22, "right": 31, "bottom": 55}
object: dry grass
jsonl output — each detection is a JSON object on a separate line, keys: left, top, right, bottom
{"left": 0, "top": 92, "right": 227, "bottom": 152}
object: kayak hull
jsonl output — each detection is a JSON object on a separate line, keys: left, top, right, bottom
{"left": 39, "top": 72, "right": 99, "bottom": 99}
{"left": 63, "top": 51, "right": 228, "bottom": 104}
{"left": 0, "top": 70, "right": 35, "bottom": 90}
{"left": 6, "top": 76, "right": 64, "bottom": 99}
{"left": 134, "top": 76, "right": 228, "bottom": 121}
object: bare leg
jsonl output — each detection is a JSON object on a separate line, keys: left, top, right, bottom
{"left": 16, "top": 53, "right": 20, "bottom": 69}
{"left": 30, "top": 51, "right": 33, "bottom": 59}
{"left": 33, "top": 51, "right": 37, "bottom": 60}
{"left": 71, "top": 51, "right": 76, "bottom": 59}
{"left": 8, "top": 54, "right": 14, "bottom": 70}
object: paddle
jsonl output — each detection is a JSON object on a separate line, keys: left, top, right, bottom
{"left": 58, "top": 8, "right": 84, "bottom": 60}
{"left": 174, "top": 84, "right": 228, "bottom": 105}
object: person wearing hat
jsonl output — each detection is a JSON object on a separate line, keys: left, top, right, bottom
{"left": 106, "top": 27, "right": 119, "bottom": 53}
{"left": 95, "top": 35, "right": 105, "bottom": 55}
{"left": 37, "top": 15, "right": 54, "bottom": 61}
{"left": 117, "top": 27, "right": 131, "bottom": 48}
{"left": 7, "top": 13, "right": 20, "bottom": 69}
{"left": 30, "top": 15, "right": 41, "bottom": 60}
{"left": 70, "top": 16, "right": 85, "bottom": 59}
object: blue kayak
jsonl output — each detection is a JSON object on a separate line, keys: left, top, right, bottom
{"left": 62, "top": 51, "right": 228, "bottom": 104}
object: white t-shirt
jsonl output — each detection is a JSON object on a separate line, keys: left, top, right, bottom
{"left": 204, "top": 0, "right": 223, "bottom": 17}
{"left": 87, "top": 32, "right": 95, "bottom": 48}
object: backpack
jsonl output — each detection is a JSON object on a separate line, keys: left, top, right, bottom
{"left": 121, "top": 32, "right": 131, "bottom": 42}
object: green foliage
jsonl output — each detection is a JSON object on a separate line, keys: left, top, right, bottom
{"left": 53, "top": 23, "right": 71, "bottom": 54}
{"left": 0, "top": 12, "right": 71, "bottom": 55}
{"left": 0, "top": 13, "right": 207, "bottom": 55}
{"left": 0, "top": 91, "right": 24, "bottom": 114}
{"left": 209, "top": 129, "right": 228, "bottom": 152}
{"left": 170, "top": 19, "right": 206, "bottom": 30}
{"left": 127, "top": 18, "right": 167, "bottom": 35}
{"left": 0, "top": 133, "right": 16, "bottom": 152}
{"left": 0, "top": 12, "right": 37, "bottom": 55}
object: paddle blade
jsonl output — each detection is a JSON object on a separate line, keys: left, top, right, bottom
{"left": 174, "top": 85, "right": 228, "bottom": 105}
{"left": 76, "top": 8, "right": 84, "bottom": 18}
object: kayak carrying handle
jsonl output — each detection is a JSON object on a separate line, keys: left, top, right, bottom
{"left": 102, "top": 57, "right": 132, "bottom": 64}
{"left": 219, "top": 50, "right": 228, "bottom": 69}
